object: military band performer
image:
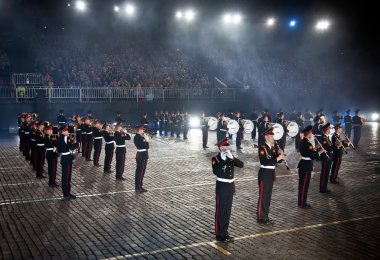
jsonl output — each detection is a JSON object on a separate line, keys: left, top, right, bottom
{"left": 170, "top": 112, "right": 175, "bottom": 137}
{"left": 84, "top": 117, "right": 94, "bottom": 161}
{"left": 140, "top": 113, "right": 149, "bottom": 133}
{"left": 332, "top": 111, "right": 342, "bottom": 125}
{"left": 257, "top": 128, "right": 285, "bottom": 225}
{"left": 35, "top": 121, "right": 46, "bottom": 179}
{"left": 103, "top": 123, "right": 115, "bottom": 174}
{"left": 75, "top": 115, "right": 82, "bottom": 152}
{"left": 164, "top": 111, "right": 170, "bottom": 136}
{"left": 201, "top": 112, "right": 209, "bottom": 148}
{"left": 44, "top": 125, "right": 59, "bottom": 187}
{"left": 57, "top": 109, "right": 67, "bottom": 127}
{"left": 114, "top": 123, "right": 131, "bottom": 180}
{"left": 115, "top": 111, "right": 125, "bottom": 124}
{"left": 250, "top": 109, "right": 258, "bottom": 140}
{"left": 216, "top": 113, "right": 228, "bottom": 142}
{"left": 257, "top": 113, "right": 269, "bottom": 147}
{"left": 235, "top": 112, "right": 244, "bottom": 150}
{"left": 212, "top": 138, "right": 244, "bottom": 242}
{"left": 344, "top": 110, "right": 352, "bottom": 139}
{"left": 297, "top": 125, "right": 323, "bottom": 208}
{"left": 183, "top": 112, "right": 189, "bottom": 140}
{"left": 92, "top": 119, "right": 103, "bottom": 166}
{"left": 23, "top": 114, "right": 32, "bottom": 160}
{"left": 153, "top": 111, "right": 159, "bottom": 134}
{"left": 352, "top": 109, "right": 363, "bottom": 147}
{"left": 331, "top": 123, "right": 349, "bottom": 184}
{"left": 81, "top": 117, "right": 88, "bottom": 157}
{"left": 159, "top": 111, "right": 165, "bottom": 135}
{"left": 30, "top": 121, "right": 37, "bottom": 170}
{"left": 319, "top": 123, "right": 334, "bottom": 193}
{"left": 18, "top": 113, "right": 25, "bottom": 152}
{"left": 175, "top": 111, "right": 182, "bottom": 138}
{"left": 312, "top": 116, "right": 323, "bottom": 142}
{"left": 134, "top": 125, "right": 149, "bottom": 192}
{"left": 57, "top": 125, "right": 78, "bottom": 199}
{"left": 274, "top": 112, "right": 287, "bottom": 151}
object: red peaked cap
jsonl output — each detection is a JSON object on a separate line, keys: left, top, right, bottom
{"left": 216, "top": 138, "right": 230, "bottom": 148}
{"left": 45, "top": 125, "right": 53, "bottom": 130}
{"left": 262, "top": 128, "right": 274, "bottom": 136}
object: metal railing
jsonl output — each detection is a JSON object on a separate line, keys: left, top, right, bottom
{"left": 1, "top": 86, "right": 238, "bottom": 102}
{"left": 12, "top": 73, "right": 42, "bottom": 85}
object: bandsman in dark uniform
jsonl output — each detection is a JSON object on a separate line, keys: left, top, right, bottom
{"left": 57, "top": 109, "right": 67, "bottom": 127}
{"left": 304, "top": 109, "right": 314, "bottom": 126}
{"left": 344, "top": 109, "right": 352, "bottom": 139}
{"left": 18, "top": 113, "right": 25, "bottom": 152}
{"left": 250, "top": 109, "right": 258, "bottom": 140}
{"left": 319, "top": 123, "right": 334, "bottom": 193}
{"left": 183, "top": 112, "right": 189, "bottom": 140}
{"left": 30, "top": 121, "right": 37, "bottom": 170}
{"left": 92, "top": 119, "right": 103, "bottom": 166}
{"left": 103, "top": 123, "right": 115, "bottom": 174}
{"left": 23, "top": 114, "right": 32, "bottom": 160}
{"left": 169, "top": 112, "right": 175, "bottom": 137}
{"left": 164, "top": 111, "right": 170, "bottom": 136}
{"left": 159, "top": 110, "right": 165, "bottom": 135}
{"left": 217, "top": 113, "right": 228, "bottom": 142}
{"left": 153, "top": 111, "right": 159, "bottom": 134}
{"left": 201, "top": 112, "right": 209, "bottom": 148}
{"left": 115, "top": 111, "right": 125, "bottom": 124}
{"left": 175, "top": 111, "right": 182, "bottom": 138}
{"left": 297, "top": 126, "right": 323, "bottom": 208}
{"left": 87, "top": 110, "right": 94, "bottom": 121}
{"left": 332, "top": 110, "right": 342, "bottom": 125}
{"left": 295, "top": 112, "right": 305, "bottom": 152}
{"left": 331, "top": 123, "right": 349, "bottom": 184}
{"left": 81, "top": 117, "right": 88, "bottom": 157}
{"left": 57, "top": 125, "right": 78, "bottom": 199}
{"left": 212, "top": 139, "right": 244, "bottom": 242}
{"left": 44, "top": 125, "right": 59, "bottom": 187}
{"left": 235, "top": 112, "right": 244, "bottom": 150}
{"left": 134, "top": 125, "right": 149, "bottom": 192}
{"left": 257, "top": 128, "right": 285, "bottom": 225}
{"left": 140, "top": 113, "right": 149, "bottom": 133}
{"left": 274, "top": 112, "right": 287, "bottom": 151}
{"left": 352, "top": 109, "right": 363, "bottom": 147}
{"left": 75, "top": 115, "right": 82, "bottom": 152}
{"left": 113, "top": 123, "right": 131, "bottom": 180}
{"left": 257, "top": 113, "right": 269, "bottom": 147}
{"left": 312, "top": 116, "right": 323, "bottom": 142}
{"left": 84, "top": 117, "right": 93, "bottom": 161}
{"left": 35, "top": 121, "right": 47, "bottom": 179}
{"left": 264, "top": 109, "right": 272, "bottom": 122}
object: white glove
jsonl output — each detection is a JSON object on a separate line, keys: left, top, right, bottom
{"left": 220, "top": 152, "right": 227, "bottom": 161}
{"left": 226, "top": 151, "right": 233, "bottom": 159}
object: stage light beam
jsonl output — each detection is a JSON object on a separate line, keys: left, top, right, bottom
{"left": 114, "top": 6, "right": 120, "bottom": 12}
{"left": 75, "top": 1, "right": 86, "bottom": 11}
{"left": 176, "top": 11, "right": 183, "bottom": 19}
{"left": 125, "top": 4, "right": 135, "bottom": 15}
{"left": 266, "top": 17, "right": 275, "bottom": 26}
{"left": 289, "top": 20, "right": 297, "bottom": 27}
{"left": 223, "top": 14, "right": 232, "bottom": 23}
{"left": 184, "top": 10, "right": 195, "bottom": 22}
{"left": 233, "top": 14, "right": 242, "bottom": 24}
{"left": 316, "top": 20, "right": 331, "bottom": 31}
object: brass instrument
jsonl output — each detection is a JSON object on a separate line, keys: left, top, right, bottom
{"left": 127, "top": 126, "right": 170, "bottom": 145}
{"left": 314, "top": 137, "right": 331, "bottom": 160}
{"left": 274, "top": 141, "right": 290, "bottom": 170}
{"left": 334, "top": 134, "right": 348, "bottom": 154}
{"left": 343, "top": 133, "right": 356, "bottom": 150}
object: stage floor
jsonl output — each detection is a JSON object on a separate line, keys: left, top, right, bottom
{"left": 1, "top": 124, "right": 379, "bottom": 259}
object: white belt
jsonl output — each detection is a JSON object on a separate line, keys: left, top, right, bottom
{"left": 37, "top": 144, "right": 45, "bottom": 146}
{"left": 61, "top": 152, "right": 71, "bottom": 156}
{"left": 87, "top": 132, "right": 93, "bottom": 135}
{"left": 94, "top": 137, "right": 102, "bottom": 139}
{"left": 24, "top": 132, "right": 30, "bottom": 134}
{"left": 76, "top": 129, "right": 81, "bottom": 131}
{"left": 315, "top": 134, "right": 321, "bottom": 136}
{"left": 137, "top": 149, "right": 147, "bottom": 152}
{"left": 31, "top": 139, "right": 36, "bottom": 141}
{"left": 58, "top": 122, "right": 66, "bottom": 124}
{"left": 116, "top": 145, "right": 126, "bottom": 148}
{"left": 301, "top": 157, "right": 312, "bottom": 160}
{"left": 46, "top": 148, "right": 54, "bottom": 151}
{"left": 220, "top": 129, "right": 228, "bottom": 132}
{"left": 106, "top": 141, "right": 114, "bottom": 144}
{"left": 144, "top": 124, "right": 148, "bottom": 126}
{"left": 216, "top": 177, "right": 235, "bottom": 183}
{"left": 353, "top": 124, "right": 361, "bottom": 127}
{"left": 260, "top": 165, "right": 275, "bottom": 169}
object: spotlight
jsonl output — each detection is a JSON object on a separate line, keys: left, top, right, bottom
{"left": 372, "top": 113, "right": 379, "bottom": 121}
{"left": 67, "top": 3, "right": 71, "bottom": 7}
{"left": 233, "top": 14, "right": 242, "bottom": 24}
{"left": 75, "top": 1, "right": 86, "bottom": 11}
{"left": 190, "top": 117, "right": 200, "bottom": 128}
{"left": 114, "top": 6, "right": 120, "bottom": 12}
{"left": 184, "top": 10, "right": 195, "bottom": 22}
{"left": 289, "top": 20, "right": 297, "bottom": 27}
{"left": 223, "top": 14, "right": 232, "bottom": 23}
{"left": 316, "top": 19, "right": 330, "bottom": 31}
{"left": 176, "top": 11, "right": 183, "bottom": 19}
{"left": 266, "top": 17, "right": 275, "bottom": 26}
{"left": 125, "top": 4, "right": 135, "bottom": 15}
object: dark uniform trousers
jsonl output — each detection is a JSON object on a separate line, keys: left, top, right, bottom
{"left": 24, "top": 134, "right": 30, "bottom": 159}
{"left": 257, "top": 168, "right": 275, "bottom": 220}
{"left": 81, "top": 133, "right": 87, "bottom": 156}
{"left": 61, "top": 155, "right": 73, "bottom": 196}
{"left": 76, "top": 129, "right": 82, "bottom": 151}
{"left": 345, "top": 124, "right": 352, "bottom": 139}
{"left": 104, "top": 144, "right": 114, "bottom": 172}
{"left": 164, "top": 122, "right": 169, "bottom": 136}
{"left": 35, "top": 146, "right": 45, "bottom": 177}
{"left": 298, "top": 170, "right": 311, "bottom": 207}
{"left": 236, "top": 131, "right": 243, "bottom": 148}
{"left": 183, "top": 126, "right": 189, "bottom": 139}
{"left": 46, "top": 151, "right": 58, "bottom": 184}
{"left": 93, "top": 139, "right": 102, "bottom": 165}
{"left": 202, "top": 129, "right": 208, "bottom": 148}
{"left": 215, "top": 181, "right": 234, "bottom": 238}
{"left": 85, "top": 135, "right": 93, "bottom": 160}
{"left": 115, "top": 148, "right": 126, "bottom": 179}
{"left": 331, "top": 153, "right": 342, "bottom": 182}
{"left": 353, "top": 126, "right": 361, "bottom": 147}
{"left": 320, "top": 158, "right": 332, "bottom": 192}
{"left": 31, "top": 140, "right": 36, "bottom": 169}
{"left": 251, "top": 122, "right": 257, "bottom": 139}
{"left": 135, "top": 159, "right": 148, "bottom": 190}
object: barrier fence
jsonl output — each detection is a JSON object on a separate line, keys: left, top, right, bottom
{"left": 0, "top": 86, "right": 238, "bottom": 102}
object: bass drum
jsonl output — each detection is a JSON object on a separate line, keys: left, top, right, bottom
{"left": 287, "top": 122, "right": 299, "bottom": 138}
{"left": 272, "top": 123, "right": 284, "bottom": 141}
{"left": 243, "top": 119, "right": 254, "bottom": 134}
{"left": 227, "top": 120, "right": 239, "bottom": 135}
{"left": 207, "top": 117, "right": 218, "bottom": 131}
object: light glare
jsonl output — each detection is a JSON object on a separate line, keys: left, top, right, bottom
{"left": 289, "top": 20, "right": 296, "bottom": 27}
{"left": 190, "top": 117, "right": 200, "bottom": 128}
{"left": 316, "top": 20, "right": 331, "bottom": 31}
{"left": 185, "top": 10, "right": 195, "bottom": 21}
{"left": 125, "top": 4, "right": 135, "bottom": 15}
{"left": 267, "top": 17, "right": 275, "bottom": 26}
{"left": 372, "top": 113, "right": 379, "bottom": 121}
{"left": 75, "top": 1, "right": 86, "bottom": 11}
{"left": 114, "top": 6, "right": 120, "bottom": 12}
{"left": 176, "top": 11, "right": 183, "bottom": 19}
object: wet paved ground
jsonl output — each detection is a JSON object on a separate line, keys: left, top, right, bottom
{"left": 0, "top": 124, "right": 379, "bottom": 259}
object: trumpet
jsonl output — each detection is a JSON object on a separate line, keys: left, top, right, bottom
{"left": 335, "top": 134, "right": 348, "bottom": 154}
{"left": 343, "top": 133, "right": 356, "bottom": 150}
{"left": 314, "top": 137, "right": 331, "bottom": 160}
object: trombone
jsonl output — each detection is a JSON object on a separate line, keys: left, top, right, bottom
{"left": 127, "top": 126, "right": 170, "bottom": 145}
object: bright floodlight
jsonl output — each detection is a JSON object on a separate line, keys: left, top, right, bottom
{"left": 233, "top": 14, "right": 242, "bottom": 24}
{"left": 125, "top": 4, "right": 135, "bottom": 15}
{"left": 75, "top": 1, "right": 86, "bottom": 11}
{"left": 176, "top": 11, "right": 183, "bottom": 19}
{"left": 190, "top": 117, "right": 200, "bottom": 128}
{"left": 266, "top": 17, "right": 275, "bottom": 26}
{"left": 372, "top": 113, "right": 379, "bottom": 121}
{"left": 185, "top": 10, "right": 195, "bottom": 21}
{"left": 316, "top": 20, "right": 330, "bottom": 31}
{"left": 289, "top": 20, "right": 297, "bottom": 27}
{"left": 223, "top": 14, "right": 232, "bottom": 23}
{"left": 114, "top": 6, "right": 120, "bottom": 12}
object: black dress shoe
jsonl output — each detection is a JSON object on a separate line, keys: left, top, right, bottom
{"left": 69, "top": 194, "right": 77, "bottom": 199}
{"left": 320, "top": 190, "right": 331, "bottom": 193}
{"left": 215, "top": 236, "right": 226, "bottom": 242}
{"left": 299, "top": 204, "right": 312, "bottom": 209}
{"left": 224, "top": 235, "right": 235, "bottom": 241}
{"left": 135, "top": 188, "right": 148, "bottom": 193}
{"left": 116, "top": 177, "right": 126, "bottom": 181}
{"left": 330, "top": 180, "right": 339, "bottom": 184}
{"left": 94, "top": 164, "right": 102, "bottom": 167}
{"left": 86, "top": 159, "right": 93, "bottom": 161}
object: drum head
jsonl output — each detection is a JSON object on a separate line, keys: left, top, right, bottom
{"left": 243, "top": 120, "right": 254, "bottom": 134}
{"left": 287, "top": 122, "right": 299, "bottom": 137}
{"left": 208, "top": 117, "right": 218, "bottom": 131}
{"left": 227, "top": 120, "right": 239, "bottom": 135}
{"left": 273, "top": 123, "right": 284, "bottom": 141}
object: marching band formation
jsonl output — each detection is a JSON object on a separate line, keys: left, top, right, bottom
{"left": 16, "top": 107, "right": 364, "bottom": 242}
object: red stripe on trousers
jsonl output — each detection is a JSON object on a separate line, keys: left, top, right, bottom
{"left": 334, "top": 157, "right": 341, "bottom": 179}
{"left": 215, "top": 195, "right": 220, "bottom": 235}
{"left": 108, "top": 148, "right": 114, "bottom": 168}
{"left": 322, "top": 162, "right": 327, "bottom": 191}
{"left": 66, "top": 164, "right": 70, "bottom": 195}
{"left": 258, "top": 180, "right": 264, "bottom": 219}
{"left": 139, "top": 160, "right": 146, "bottom": 189}
{"left": 301, "top": 172, "right": 308, "bottom": 206}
